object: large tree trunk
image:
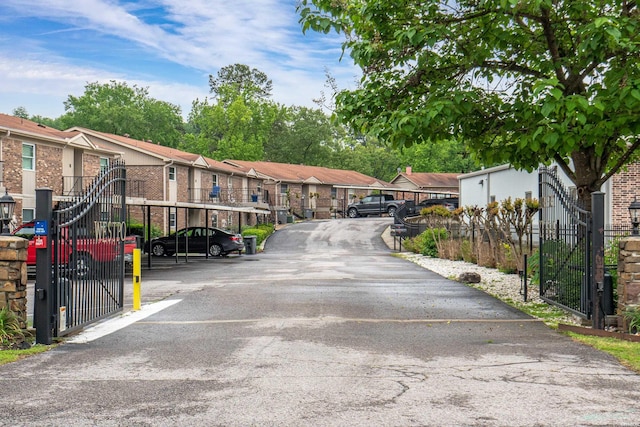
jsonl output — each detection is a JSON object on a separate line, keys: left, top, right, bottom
{"left": 569, "top": 149, "right": 605, "bottom": 211}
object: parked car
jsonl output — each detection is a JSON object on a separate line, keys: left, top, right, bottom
{"left": 144, "top": 227, "right": 244, "bottom": 257}
{"left": 12, "top": 221, "right": 131, "bottom": 277}
{"left": 416, "top": 197, "right": 459, "bottom": 212}
{"left": 347, "top": 194, "right": 407, "bottom": 218}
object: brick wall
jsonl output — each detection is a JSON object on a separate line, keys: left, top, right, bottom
{"left": 3, "top": 138, "right": 23, "bottom": 196}
{"left": 617, "top": 236, "right": 640, "bottom": 331}
{"left": 83, "top": 153, "right": 102, "bottom": 178}
{"left": 611, "top": 162, "right": 640, "bottom": 225}
{"left": 0, "top": 237, "right": 28, "bottom": 332}
{"left": 36, "top": 145, "right": 64, "bottom": 193}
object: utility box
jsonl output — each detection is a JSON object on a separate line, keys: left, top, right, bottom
{"left": 304, "top": 209, "right": 313, "bottom": 219}
{"left": 244, "top": 235, "right": 257, "bottom": 255}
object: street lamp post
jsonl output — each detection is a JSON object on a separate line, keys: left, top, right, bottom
{"left": 628, "top": 197, "right": 640, "bottom": 235}
{"left": 0, "top": 189, "right": 15, "bottom": 235}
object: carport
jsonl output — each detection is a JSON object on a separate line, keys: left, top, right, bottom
{"left": 125, "top": 198, "right": 270, "bottom": 269}
{"left": 331, "top": 184, "right": 458, "bottom": 217}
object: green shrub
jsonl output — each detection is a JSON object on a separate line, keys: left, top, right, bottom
{"left": 127, "top": 220, "right": 163, "bottom": 239}
{"left": 0, "top": 307, "right": 27, "bottom": 349}
{"left": 623, "top": 307, "right": 640, "bottom": 334}
{"left": 407, "top": 228, "right": 448, "bottom": 257}
{"left": 460, "top": 239, "right": 476, "bottom": 263}
{"left": 241, "top": 223, "right": 275, "bottom": 246}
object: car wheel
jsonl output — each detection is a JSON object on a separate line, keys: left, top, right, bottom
{"left": 209, "top": 243, "right": 223, "bottom": 257}
{"left": 151, "top": 243, "right": 166, "bottom": 257}
{"left": 74, "top": 253, "right": 92, "bottom": 279}
{"left": 387, "top": 206, "right": 397, "bottom": 217}
{"left": 347, "top": 208, "right": 358, "bottom": 218}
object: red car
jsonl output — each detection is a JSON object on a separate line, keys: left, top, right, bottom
{"left": 12, "top": 221, "right": 136, "bottom": 275}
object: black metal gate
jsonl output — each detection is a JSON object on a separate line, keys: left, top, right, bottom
{"left": 538, "top": 166, "right": 592, "bottom": 319}
{"left": 51, "top": 161, "right": 127, "bottom": 336}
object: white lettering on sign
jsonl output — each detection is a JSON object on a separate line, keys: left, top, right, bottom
{"left": 94, "top": 221, "right": 127, "bottom": 241}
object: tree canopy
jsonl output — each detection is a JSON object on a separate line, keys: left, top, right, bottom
{"left": 59, "top": 81, "right": 184, "bottom": 147}
{"left": 209, "top": 63, "right": 273, "bottom": 105}
{"left": 299, "top": 1, "right": 640, "bottom": 206}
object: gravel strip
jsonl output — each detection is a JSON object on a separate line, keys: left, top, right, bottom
{"left": 399, "top": 252, "right": 583, "bottom": 326}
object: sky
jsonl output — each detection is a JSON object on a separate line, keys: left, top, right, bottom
{"left": 0, "top": 0, "right": 361, "bottom": 120}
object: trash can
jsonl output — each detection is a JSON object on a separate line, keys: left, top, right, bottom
{"left": 277, "top": 210, "right": 288, "bottom": 224}
{"left": 244, "top": 235, "right": 257, "bottom": 255}
{"left": 304, "top": 209, "right": 313, "bottom": 219}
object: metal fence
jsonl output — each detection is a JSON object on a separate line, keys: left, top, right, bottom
{"left": 52, "top": 162, "right": 127, "bottom": 336}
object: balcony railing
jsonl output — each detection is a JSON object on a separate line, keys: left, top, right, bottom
{"left": 189, "top": 187, "right": 271, "bottom": 205}
{"left": 63, "top": 176, "right": 146, "bottom": 198}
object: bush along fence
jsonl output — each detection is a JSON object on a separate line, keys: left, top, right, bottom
{"left": 402, "top": 197, "right": 539, "bottom": 276}
{"left": 398, "top": 197, "right": 640, "bottom": 333}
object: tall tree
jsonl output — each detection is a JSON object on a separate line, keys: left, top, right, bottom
{"left": 11, "top": 106, "right": 29, "bottom": 119}
{"left": 60, "top": 81, "right": 184, "bottom": 147}
{"left": 183, "top": 94, "right": 278, "bottom": 161}
{"left": 299, "top": 1, "right": 640, "bottom": 207}
{"left": 209, "top": 64, "right": 273, "bottom": 106}
{"left": 264, "top": 106, "right": 335, "bottom": 165}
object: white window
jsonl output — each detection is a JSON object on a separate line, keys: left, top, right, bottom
{"left": 22, "top": 143, "right": 35, "bottom": 170}
{"left": 227, "top": 176, "right": 233, "bottom": 189}
{"left": 168, "top": 166, "right": 176, "bottom": 181}
{"left": 169, "top": 211, "right": 176, "bottom": 230}
{"left": 100, "top": 157, "right": 109, "bottom": 173}
{"left": 211, "top": 213, "right": 218, "bottom": 228}
{"left": 212, "top": 174, "right": 218, "bottom": 187}
{"left": 525, "top": 191, "right": 532, "bottom": 200}
{"left": 280, "top": 184, "right": 288, "bottom": 194}
{"left": 22, "top": 208, "right": 34, "bottom": 222}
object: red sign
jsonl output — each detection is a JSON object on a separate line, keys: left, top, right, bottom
{"left": 34, "top": 236, "right": 47, "bottom": 248}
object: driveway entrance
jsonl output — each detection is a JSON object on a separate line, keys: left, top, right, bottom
{"left": 5, "top": 218, "right": 640, "bottom": 426}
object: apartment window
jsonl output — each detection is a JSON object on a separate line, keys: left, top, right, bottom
{"left": 257, "top": 181, "right": 262, "bottom": 195}
{"left": 169, "top": 211, "right": 176, "bottom": 230}
{"left": 22, "top": 208, "right": 34, "bottom": 222}
{"left": 490, "top": 195, "right": 496, "bottom": 203}
{"left": 280, "top": 184, "right": 288, "bottom": 194}
{"left": 212, "top": 174, "right": 218, "bottom": 187}
{"left": 168, "top": 166, "right": 176, "bottom": 181}
{"left": 100, "top": 157, "right": 109, "bottom": 173}
{"left": 211, "top": 213, "right": 219, "bottom": 228}
{"left": 227, "top": 176, "right": 233, "bottom": 189}
{"left": 22, "top": 143, "right": 35, "bottom": 170}
{"left": 525, "top": 191, "right": 532, "bottom": 200}
{"left": 331, "top": 187, "right": 337, "bottom": 199}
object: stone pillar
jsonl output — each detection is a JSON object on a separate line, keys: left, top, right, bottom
{"left": 617, "top": 236, "right": 640, "bottom": 330}
{"left": 0, "top": 236, "right": 29, "bottom": 329}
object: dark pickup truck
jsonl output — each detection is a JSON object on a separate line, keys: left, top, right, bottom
{"left": 347, "top": 194, "right": 406, "bottom": 218}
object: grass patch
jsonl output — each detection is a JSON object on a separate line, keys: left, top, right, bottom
{"left": 565, "top": 333, "right": 640, "bottom": 373}
{"left": 0, "top": 344, "right": 53, "bottom": 366}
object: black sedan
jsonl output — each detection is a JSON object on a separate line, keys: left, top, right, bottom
{"left": 144, "top": 227, "right": 244, "bottom": 257}
{"left": 416, "top": 197, "right": 459, "bottom": 211}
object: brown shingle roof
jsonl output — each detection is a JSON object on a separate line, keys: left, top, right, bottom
{"left": 223, "top": 160, "right": 389, "bottom": 186}
{"left": 70, "top": 127, "right": 204, "bottom": 164}
{"left": 393, "top": 172, "right": 459, "bottom": 189}
{"left": 0, "top": 113, "right": 79, "bottom": 140}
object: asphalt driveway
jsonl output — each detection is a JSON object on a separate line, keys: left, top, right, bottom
{"left": 5, "top": 218, "right": 640, "bottom": 426}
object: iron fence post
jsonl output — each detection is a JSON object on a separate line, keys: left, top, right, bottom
{"left": 34, "top": 188, "right": 53, "bottom": 344}
{"left": 591, "top": 191, "right": 605, "bottom": 329}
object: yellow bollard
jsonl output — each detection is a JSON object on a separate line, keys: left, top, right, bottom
{"left": 133, "top": 248, "right": 141, "bottom": 311}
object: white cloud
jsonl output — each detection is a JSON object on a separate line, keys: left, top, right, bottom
{"left": 0, "top": 0, "right": 361, "bottom": 118}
